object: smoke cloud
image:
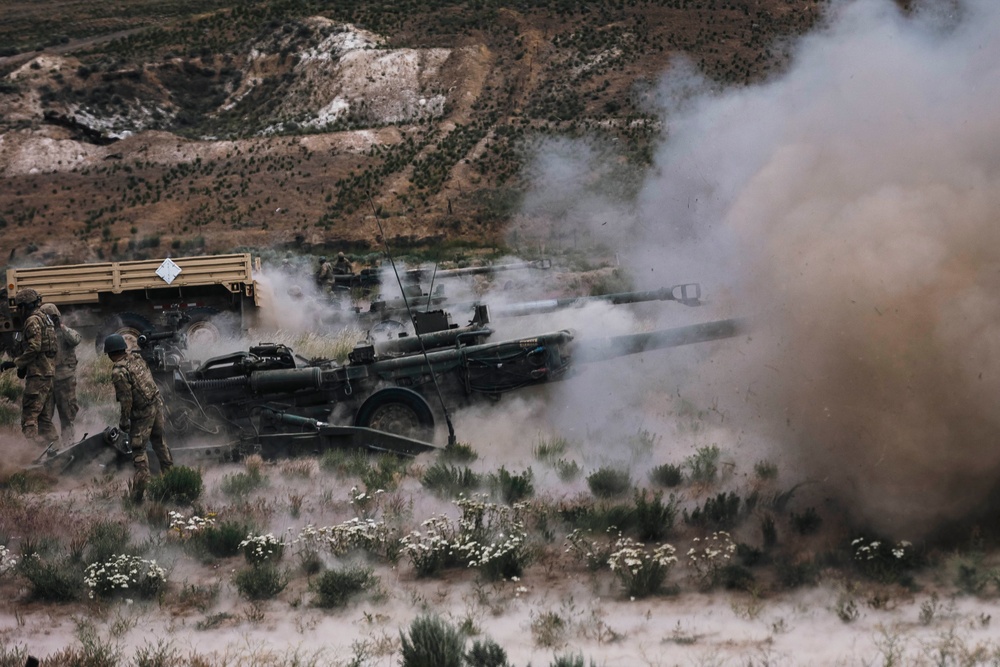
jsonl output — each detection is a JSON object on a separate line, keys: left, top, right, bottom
{"left": 517, "top": 0, "right": 1000, "bottom": 536}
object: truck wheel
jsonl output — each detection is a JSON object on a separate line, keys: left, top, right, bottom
{"left": 95, "top": 312, "right": 152, "bottom": 353}
{"left": 354, "top": 388, "right": 435, "bottom": 441}
{"left": 183, "top": 307, "right": 238, "bottom": 347}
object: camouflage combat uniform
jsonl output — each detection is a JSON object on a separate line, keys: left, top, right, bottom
{"left": 111, "top": 351, "right": 173, "bottom": 487}
{"left": 13, "top": 310, "right": 57, "bottom": 442}
{"left": 333, "top": 254, "right": 352, "bottom": 275}
{"left": 316, "top": 259, "right": 333, "bottom": 287}
{"left": 53, "top": 323, "right": 82, "bottom": 443}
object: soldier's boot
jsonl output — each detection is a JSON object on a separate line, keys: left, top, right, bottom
{"left": 131, "top": 454, "right": 151, "bottom": 502}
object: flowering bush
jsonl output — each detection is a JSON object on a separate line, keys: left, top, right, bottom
{"left": 607, "top": 536, "right": 677, "bottom": 598}
{"left": 687, "top": 531, "right": 737, "bottom": 589}
{"left": 167, "top": 511, "right": 216, "bottom": 540}
{"left": 296, "top": 517, "right": 397, "bottom": 561}
{"left": 400, "top": 515, "right": 464, "bottom": 577}
{"left": 401, "top": 496, "right": 531, "bottom": 579}
{"left": 240, "top": 533, "right": 286, "bottom": 566}
{"left": 0, "top": 544, "right": 17, "bottom": 577}
{"left": 453, "top": 497, "right": 531, "bottom": 580}
{"left": 349, "top": 485, "right": 386, "bottom": 519}
{"left": 83, "top": 554, "right": 166, "bottom": 600}
{"left": 852, "top": 537, "right": 916, "bottom": 583}
{"left": 564, "top": 528, "right": 617, "bottom": 572}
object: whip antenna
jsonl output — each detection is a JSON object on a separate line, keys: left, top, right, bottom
{"left": 367, "top": 194, "right": 458, "bottom": 447}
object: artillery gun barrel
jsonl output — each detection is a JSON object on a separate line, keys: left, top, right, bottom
{"left": 404, "top": 259, "right": 551, "bottom": 280}
{"left": 181, "top": 367, "right": 324, "bottom": 395}
{"left": 368, "top": 330, "right": 575, "bottom": 375}
{"left": 490, "top": 284, "right": 701, "bottom": 317}
{"left": 373, "top": 325, "right": 494, "bottom": 357}
{"left": 572, "top": 318, "right": 744, "bottom": 364}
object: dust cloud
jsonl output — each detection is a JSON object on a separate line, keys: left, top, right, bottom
{"left": 519, "top": 0, "right": 1000, "bottom": 537}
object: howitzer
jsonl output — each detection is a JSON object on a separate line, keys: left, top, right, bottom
{"left": 142, "top": 301, "right": 743, "bottom": 445}
{"left": 47, "top": 301, "right": 742, "bottom": 478}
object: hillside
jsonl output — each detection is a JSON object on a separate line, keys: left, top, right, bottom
{"left": 0, "top": 0, "right": 823, "bottom": 264}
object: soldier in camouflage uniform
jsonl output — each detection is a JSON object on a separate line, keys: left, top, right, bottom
{"left": 40, "top": 303, "right": 81, "bottom": 444}
{"left": 104, "top": 333, "right": 173, "bottom": 500}
{"left": 316, "top": 256, "right": 333, "bottom": 289}
{"left": 0, "top": 289, "right": 58, "bottom": 443}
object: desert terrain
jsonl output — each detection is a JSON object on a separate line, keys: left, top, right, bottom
{"left": 5, "top": 0, "right": 1000, "bottom": 665}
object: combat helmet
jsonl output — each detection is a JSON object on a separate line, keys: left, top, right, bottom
{"left": 103, "top": 334, "right": 128, "bottom": 355}
{"left": 40, "top": 303, "right": 61, "bottom": 318}
{"left": 14, "top": 288, "right": 41, "bottom": 307}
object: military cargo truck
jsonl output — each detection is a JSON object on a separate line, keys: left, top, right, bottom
{"left": 2, "top": 253, "right": 260, "bottom": 351}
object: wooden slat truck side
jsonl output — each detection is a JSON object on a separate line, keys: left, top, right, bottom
{"left": 2, "top": 253, "right": 260, "bottom": 351}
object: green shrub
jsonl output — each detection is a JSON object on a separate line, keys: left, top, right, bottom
{"left": 776, "top": 558, "right": 819, "bottom": 589}
{"left": 650, "top": 463, "right": 683, "bottom": 488}
{"left": 18, "top": 554, "right": 83, "bottom": 602}
{"left": 240, "top": 533, "right": 285, "bottom": 566}
{"left": 554, "top": 459, "right": 581, "bottom": 481}
{"left": 195, "top": 520, "right": 254, "bottom": 558}
{"left": 559, "top": 500, "right": 636, "bottom": 535}
{"left": 84, "top": 520, "right": 132, "bottom": 565}
{"left": 312, "top": 566, "right": 376, "bottom": 608}
{"left": 439, "top": 440, "right": 478, "bottom": 464}
{"left": 608, "top": 536, "right": 677, "bottom": 598}
{"left": 465, "top": 638, "right": 510, "bottom": 667}
{"left": 399, "top": 614, "right": 465, "bottom": 667}
{"left": 685, "top": 444, "right": 721, "bottom": 483}
{"left": 0, "top": 372, "right": 22, "bottom": 402}
{"left": 233, "top": 563, "right": 288, "bottom": 600}
{"left": 488, "top": 466, "right": 534, "bottom": 504}
{"left": 534, "top": 437, "right": 569, "bottom": 462}
{"left": 754, "top": 460, "right": 778, "bottom": 480}
{"left": 320, "top": 448, "right": 372, "bottom": 477}
{"left": 791, "top": 507, "right": 822, "bottom": 535}
{"left": 634, "top": 490, "right": 677, "bottom": 542}
{"left": 147, "top": 466, "right": 203, "bottom": 504}
{"left": 586, "top": 466, "right": 631, "bottom": 498}
{"left": 361, "top": 454, "right": 409, "bottom": 491}
{"left": 684, "top": 492, "right": 742, "bottom": 529}
{"left": 761, "top": 515, "right": 778, "bottom": 548}
{"left": 421, "top": 462, "right": 481, "bottom": 497}
{"left": 852, "top": 536, "right": 918, "bottom": 584}
{"left": 4, "top": 470, "right": 49, "bottom": 493}
{"left": 551, "top": 653, "right": 597, "bottom": 667}
{"left": 220, "top": 468, "right": 268, "bottom": 497}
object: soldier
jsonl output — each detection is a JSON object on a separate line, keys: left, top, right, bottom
{"left": 0, "top": 288, "right": 58, "bottom": 444}
{"left": 315, "top": 256, "right": 333, "bottom": 288}
{"left": 104, "top": 333, "right": 173, "bottom": 500}
{"left": 40, "top": 303, "right": 81, "bottom": 444}
{"left": 333, "top": 251, "right": 352, "bottom": 275}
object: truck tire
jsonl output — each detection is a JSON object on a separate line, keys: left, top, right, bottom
{"left": 183, "top": 307, "right": 238, "bottom": 348}
{"left": 353, "top": 387, "right": 435, "bottom": 442}
{"left": 95, "top": 312, "right": 153, "bottom": 353}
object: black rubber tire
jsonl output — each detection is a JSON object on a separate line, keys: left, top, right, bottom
{"left": 95, "top": 312, "right": 153, "bottom": 353}
{"left": 353, "top": 387, "right": 435, "bottom": 441}
{"left": 183, "top": 307, "right": 239, "bottom": 348}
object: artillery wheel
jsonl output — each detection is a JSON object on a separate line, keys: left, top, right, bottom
{"left": 183, "top": 307, "right": 238, "bottom": 348}
{"left": 353, "top": 388, "right": 435, "bottom": 442}
{"left": 95, "top": 312, "right": 152, "bottom": 353}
